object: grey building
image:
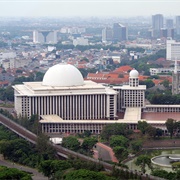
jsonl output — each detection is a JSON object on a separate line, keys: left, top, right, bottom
{"left": 102, "top": 27, "right": 113, "bottom": 42}
{"left": 152, "top": 14, "right": 164, "bottom": 38}
{"left": 113, "top": 23, "right": 127, "bottom": 42}
{"left": 166, "top": 19, "right": 173, "bottom": 29}
{"left": 176, "top": 16, "right": 180, "bottom": 35}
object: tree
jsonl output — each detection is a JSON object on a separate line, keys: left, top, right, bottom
{"left": 38, "top": 160, "right": 72, "bottom": 179}
{"left": 113, "top": 146, "right": 128, "bottom": 161}
{"left": 35, "top": 72, "right": 44, "bottom": 81}
{"left": 81, "top": 137, "right": 97, "bottom": 153}
{"left": 139, "top": 79, "right": 155, "bottom": 88}
{"left": 100, "top": 123, "right": 131, "bottom": 141}
{"left": 62, "top": 136, "right": 80, "bottom": 151}
{"left": 172, "top": 162, "right": 180, "bottom": 171}
{"left": 109, "top": 135, "right": 129, "bottom": 148}
{"left": 161, "top": 79, "right": 170, "bottom": 88}
{"left": 63, "top": 169, "right": 112, "bottom": 180}
{"left": 165, "top": 118, "right": 177, "bottom": 139}
{"left": 137, "top": 121, "right": 149, "bottom": 135}
{"left": 36, "top": 133, "right": 56, "bottom": 161}
{"left": 151, "top": 169, "right": 169, "bottom": 179}
{"left": 0, "top": 166, "right": 32, "bottom": 180}
{"left": 156, "top": 128, "right": 163, "bottom": 138}
{"left": 131, "top": 140, "right": 142, "bottom": 153}
{"left": 135, "top": 155, "right": 152, "bottom": 173}
{"left": 146, "top": 125, "right": 156, "bottom": 138}
{"left": 83, "top": 130, "right": 92, "bottom": 137}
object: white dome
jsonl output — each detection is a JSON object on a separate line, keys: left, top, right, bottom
{"left": 129, "top": 69, "right": 139, "bottom": 78}
{"left": 42, "top": 64, "right": 84, "bottom": 87}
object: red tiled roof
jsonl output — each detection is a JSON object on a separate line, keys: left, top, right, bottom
{"left": 87, "top": 73, "right": 106, "bottom": 78}
{"left": 104, "top": 73, "right": 119, "bottom": 79}
{"left": 139, "top": 75, "right": 149, "bottom": 81}
{"left": 114, "top": 65, "right": 133, "bottom": 73}
{"left": 152, "top": 79, "right": 164, "bottom": 85}
{"left": 0, "top": 81, "right": 9, "bottom": 85}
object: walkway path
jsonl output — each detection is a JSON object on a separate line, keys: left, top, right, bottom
{"left": 93, "top": 142, "right": 118, "bottom": 163}
{"left": 0, "top": 155, "right": 48, "bottom": 180}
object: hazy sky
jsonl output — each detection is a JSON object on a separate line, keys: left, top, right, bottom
{"left": 0, "top": 0, "right": 180, "bottom": 17}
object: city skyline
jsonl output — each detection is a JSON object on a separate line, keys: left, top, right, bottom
{"left": 0, "top": 0, "right": 180, "bottom": 18}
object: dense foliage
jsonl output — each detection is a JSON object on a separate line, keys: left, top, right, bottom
{"left": 38, "top": 158, "right": 105, "bottom": 179}
{"left": 0, "top": 166, "right": 32, "bottom": 180}
{"left": 151, "top": 169, "right": 179, "bottom": 180}
{"left": 62, "top": 136, "right": 97, "bottom": 156}
{"left": 149, "top": 94, "right": 180, "bottom": 104}
{"left": 63, "top": 169, "right": 114, "bottom": 180}
{"left": 0, "top": 125, "right": 56, "bottom": 168}
{"left": 100, "top": 123, "right": 132, "bottom": 141}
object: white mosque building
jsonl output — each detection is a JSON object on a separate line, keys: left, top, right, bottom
{"left": 13, "top": 63, "right": 180, "bottom": 134}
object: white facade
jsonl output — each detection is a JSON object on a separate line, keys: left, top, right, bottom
{"left": 13, "top": 64, "right": 117, "bottom": 120}
{"left": 13, "top": 64, "right": 167, "bottom": 134}
{"left": 166, "top": 39, "right": 180, "bottom": 61}
{"left": 114, "top": 69, "right": 146, "bottom": 111}
{"left": 33, "top": 30, "right": 57, "bottom": 44}
{"left": 73, "top": 37, "right": 88, "bottom": 46}
{"left": 2, "top": 58, "right": 31, "bottom": 70}
{"left": 102, "top": 27, "right": 113, "bottom": 42}
{"left": 149, "top": 67, "right": 179, "bottom": 75}
{"left": 0, "top": 52, "right": 16, "bottom": 60}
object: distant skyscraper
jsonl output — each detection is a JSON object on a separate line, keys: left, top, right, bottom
{"left": 113, "top": 23, "right": 127, "bottom": 42}
{"left": 166, "top": 19, "right": 173, "bottom": 29}
{"left": 33, "top": 30, "right": 57, "bottom": 44}
{"left": 160, "top": 28, "right": 174, "bottom": 39}
{"left": 152, "top": 14, "right": 163, "bottom": 38}
{"left": 160, "top": 28, "right": 167, "bottom": 38}
{"left": 176, "top": 16, "right": 180, "bottom": 35}
{"left": 102, "top": 27, "right": 113, "bottom": 42}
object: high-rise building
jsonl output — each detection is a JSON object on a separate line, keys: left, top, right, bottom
{"left": 166, "top": 39, "right": 180, "bottom": 61}
{"left": 160, "top": 28, "right": 167, "bottom": 38}
{"left": 160, "top": 28, "right": 174, "bottom": 39}
{"left": 102, "top": 27, "right": 113, "bottom": 42}
{"left": 113, "top": 23, "right": 127, "bottom": 42}
{"left": 176, "top": 16, "right": 180, "bottom": 35}
{"left": 166, "top": 19, "right": 173, "bottom": 29}
{"left": 152, "top": 14, "right": 164, "bottom": 38}
{"left": 33, "top": 30, "right": 57, "bottom": 44}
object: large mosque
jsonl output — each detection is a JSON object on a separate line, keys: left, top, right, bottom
{"left": 13, "top": 64, "right": 180, "bottom": 134}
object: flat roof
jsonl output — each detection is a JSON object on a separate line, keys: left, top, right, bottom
{"left": 142, "top": 112, "right": 180, "bottom": 121}
{"left": 146, "top": 104, "right": 180, "bottom": 108}
{"left": 39, "top": 114, "right": 169, "bottom": 124}
{"left": 13, "top": 80, "right": 117, "bottom": 96}
{"left": 124, "top": 107, "right": 141, "bottom": 121}
{"left": 120, "top": 85, "right": 146, "bottom": 90}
